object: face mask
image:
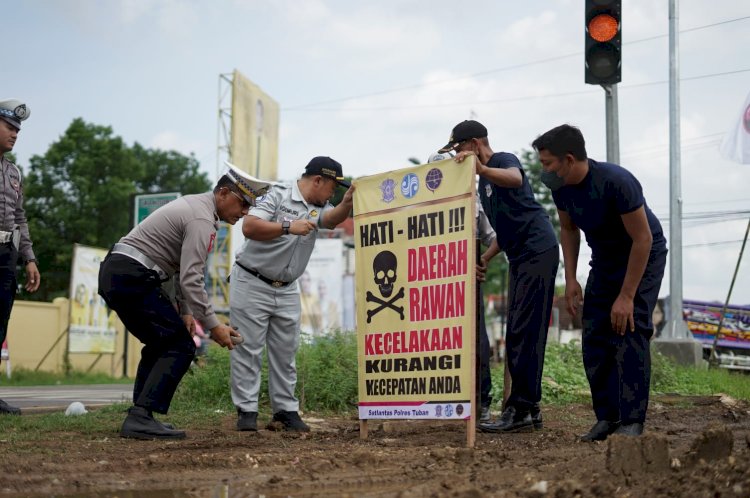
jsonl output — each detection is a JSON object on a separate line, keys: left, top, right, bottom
{"left": 541, "top": 170, "right": 565, "bottom": 191}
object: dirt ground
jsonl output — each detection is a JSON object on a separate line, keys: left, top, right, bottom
{"left": 2, "top": 395, "right": 750, "bottom": 498}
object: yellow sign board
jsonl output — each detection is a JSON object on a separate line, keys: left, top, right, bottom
{"left": 354, "top": 157, "right": 476, "bottom": 420}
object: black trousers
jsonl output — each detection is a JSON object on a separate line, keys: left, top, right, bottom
{"left": 506, "top": 245, "right": 559, "bottom": 412}
{"left": 582, "top": 246, "right": 667, "bottom": 424}
{"left": 0, "top": 242, "right": 18, "bottom": 351}
{"left": 98, "top": 253, "right": 195, "bottom": 414}
{"left": 477, "top": 283, "right": 492, "bottom": 409}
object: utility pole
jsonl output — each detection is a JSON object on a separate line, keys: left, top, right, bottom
{"left": 666, "top": 0, "right": 690, "bottom": 339}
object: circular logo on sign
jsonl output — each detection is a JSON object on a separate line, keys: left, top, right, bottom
{"left": 444, "top": 404, "right": 453, "bottom": 417}
{"left": 400, "top": 173, "right": 419, "bottom": 199}
{"left": 425, "top": 168, "right": 443, "bottom": 192}
{"left": 455, "top": 404, "right": 464, "bottom": 416}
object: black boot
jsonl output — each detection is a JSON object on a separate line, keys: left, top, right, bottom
{"left": 478, "top": 406, "right": 533, "bottom": 433}
{"left": 270, "top": 410, "right": 310, "bottom": 432}
{"left": 237, "top": 410, "right": 258, "bottom": 431}
{"left": 613, "top": 422, "right": 643, "bottom": 437}
{"left": 0, "top": 399, "right": 21, "bottom": 416}
{"left": 579, "top": 420, "right": 620, "bottom": 442}
{"left": 120, "top": 406, "right": 186, "bottom": 440}
{"left": 530, "top": 404, "right": 543, "bottom": 430}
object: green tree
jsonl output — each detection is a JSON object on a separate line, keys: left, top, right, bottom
{"left": 22, "top": 118, "right": 211, "bottom": 301}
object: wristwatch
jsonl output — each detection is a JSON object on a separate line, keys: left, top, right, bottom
{"left": 281, "top": 220, "right": 291, "bottom": 235}
{"left": 25, "top": 258, "right": 37, "bottom": 265}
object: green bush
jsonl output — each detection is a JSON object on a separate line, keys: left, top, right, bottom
{"left": 172, "top": 330, "right": 359, "bottom": 416}
{"left": 171, "top": 332, "right": 750, "bottom": 420}
{"left": 297, "top": 331, "right": 359, "bottom": 413}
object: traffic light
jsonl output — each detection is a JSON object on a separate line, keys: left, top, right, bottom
{"left": 585, "top": 0, "right": 621, "bottom": 85}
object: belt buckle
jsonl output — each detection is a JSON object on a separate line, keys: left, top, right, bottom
{"left": 272, "top": 280, "right": 283, "bottom": 288}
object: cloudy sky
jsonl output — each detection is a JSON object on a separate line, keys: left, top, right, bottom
{"left": 5, "top": 0, "right": 750, "bottom": 304}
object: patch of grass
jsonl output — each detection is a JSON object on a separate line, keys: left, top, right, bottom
{"left": 0, "top": 403, "right": 127, "bottom": 443}
{"left": 0, "top": 368, "right": 132, "bottom": 387}
{"left": 652, "top": 352, "right": 750, "bottom": 400}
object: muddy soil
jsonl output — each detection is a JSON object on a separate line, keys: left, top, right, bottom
{"left": 2, "top": 396, "right": 750, "bottom": 497}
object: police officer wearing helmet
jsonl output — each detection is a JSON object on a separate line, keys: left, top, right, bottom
{"left": 98, "top": 162, "right": 270, "bottom": 439}
{"left": 230, "top": 156, "right": 354, "bottom": 432}
{"left": 0, "top": 99, "right": 39, "bottom": 416}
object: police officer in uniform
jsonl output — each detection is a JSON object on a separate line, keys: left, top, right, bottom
{"left": 0, "top": 99, "right": 40, "bottom": 416}
{"left": 99, "top": 163, "right": 268, "bottom": 439}
{"left": 231, "top": 156, "right": 353, "bottom": 432}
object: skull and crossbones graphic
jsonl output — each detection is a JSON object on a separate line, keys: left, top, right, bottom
{"left": 366, "top": 250, "right": 405, "bottom": 323}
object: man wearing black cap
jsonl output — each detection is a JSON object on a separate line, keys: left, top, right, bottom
{"left": 98, "top": 162, "right": 264, "bottom": 439}
{"left": 230, "top": 156, "right": 353, "bottom": 432}
{"left": 439, "top": 120, "right": 559, "bottom": 433}
{"left": 0, "top": 99, "right": 40, "bottom": 416}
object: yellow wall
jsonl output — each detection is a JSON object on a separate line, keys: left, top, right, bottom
{"left": 6, "top": 298, "right": 140, "bottom": 377}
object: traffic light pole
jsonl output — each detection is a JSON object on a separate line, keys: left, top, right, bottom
{"left": 603, "top": 84, "right": 620, "bottom": 164}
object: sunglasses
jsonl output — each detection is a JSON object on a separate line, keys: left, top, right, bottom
{"left": 228, "top": 189, "right": 253, "bottom": 209}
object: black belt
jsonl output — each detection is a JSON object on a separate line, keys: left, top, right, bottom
{"left": 235, "top": 261, "right": 290, "bottom": 288}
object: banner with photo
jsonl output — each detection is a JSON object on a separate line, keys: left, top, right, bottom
{"left": 684, "top": 299, "right": 750, "bottom": 350}
{"left": 300, "top": 238, "right": 345, "bottom": 337}
{"left": 68, "top": 244, "right": 117, "bottom": 353}
{"left": 354, "top": 156, "right": 476, "bottom": 420}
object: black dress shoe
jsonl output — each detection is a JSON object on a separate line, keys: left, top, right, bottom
{"left": 237, "top": 410, "right": 258, "bottom": 431}
{"left": 478, "top": 406, "right": 533, "bottom": 433}
{"left": 613, "top": 422, "right": 643, "bottom": 437}
{"left": 271, "top": 410, "right": 310, "bottom": 432}
{"left": 530, "top": 404, "right": 543, "bottom": 430}
{"left": 579, "top": 420, "right": 620, "bottom": 442}
{"left": 120, "top": 406, "right": 186, "bottom": 440}
{"left": 0, "top": 399, "right": 21, "bottom": 416}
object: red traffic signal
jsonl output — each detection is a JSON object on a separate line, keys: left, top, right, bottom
{"left": 585, "top": 0, "right": 621, "bottom": 85}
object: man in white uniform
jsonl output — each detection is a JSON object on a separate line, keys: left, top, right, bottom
{"left": 231, "top": 156, "right": 353, "bottom": 432}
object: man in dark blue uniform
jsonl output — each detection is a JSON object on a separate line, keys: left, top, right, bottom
{"left": 533, "top": 124, "right": 667, "bottom": 440}
{"left": 439, "top": 120, "right": 559, "bottom": 432}
{"left": 0, "top": 99, "right": 40, "bottom": 416}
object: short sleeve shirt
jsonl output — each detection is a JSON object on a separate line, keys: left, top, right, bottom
{"left": 478, "top": 152, "right": 557, "bottom": 263}
{"left": 551, "top": 159, "right": 665, "bottom": 274}
{"left": 235, "top": 180, "right": 334, "bottom": 283}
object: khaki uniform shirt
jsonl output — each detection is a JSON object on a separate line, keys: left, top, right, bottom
{"left": 0, "top": 156, "right": 35, "bottom": 262}
{"left": 120, "top": 192, "right": 221, "bottom": 329}
{"left": 235, "top": 181, "right": 334, "bottom": 283}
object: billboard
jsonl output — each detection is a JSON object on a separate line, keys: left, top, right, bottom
{"left": 231, "top": 70, "right": 280, "bottom": 180}
{"left": 684, "top": 299, "right": 750, "bottom": 350}
{"left": 299, "top": 238, "right": 344, "bottom": 337}
{"left": 354, "top": 157, "right": 476, "bottom": 420}
{"left": 68, "top": 244, "right": 117, "bottom": 353}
